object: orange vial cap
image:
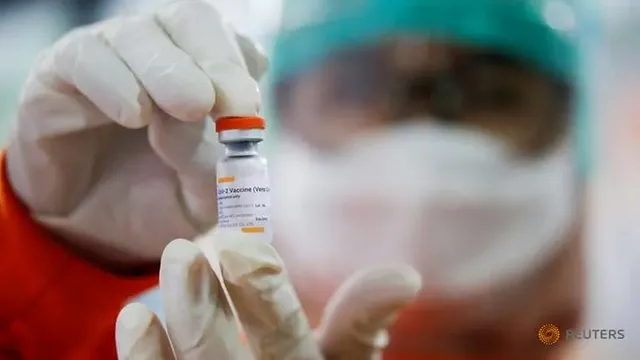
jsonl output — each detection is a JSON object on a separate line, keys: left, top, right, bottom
{"left": 215, "top": 116, "right": 266, "bottom": 133}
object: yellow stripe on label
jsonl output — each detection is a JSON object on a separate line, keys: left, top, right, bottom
{"left": 241, "top": 227, "right": 265, "bottom": 233}
{"left": 218, "top": 176, "right": 235, "bottom": 183}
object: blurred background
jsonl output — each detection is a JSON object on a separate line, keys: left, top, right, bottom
{"left": 585, "top": 1, "right": 640, "bottom": 354}
{"left": 1, "top": 0, "right": 639, "bottom": 356}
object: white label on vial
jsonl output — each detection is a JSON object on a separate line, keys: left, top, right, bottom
{"left": 216, "top": 174, "right": 271, "bottom": 240}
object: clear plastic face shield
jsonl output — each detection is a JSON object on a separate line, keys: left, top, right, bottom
{"left": 269, "top": 38, "right": 583, "bottom": 357}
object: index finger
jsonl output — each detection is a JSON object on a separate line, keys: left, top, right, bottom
{"left": 214, "top": 230, "right": 323, "bottom": 359}
{"left": 155, "top": 0, "right": 261, "bottom": 117}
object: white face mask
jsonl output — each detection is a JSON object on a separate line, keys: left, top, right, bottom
{"left": 271, "top": 122, "right": 576, "bottom": 295}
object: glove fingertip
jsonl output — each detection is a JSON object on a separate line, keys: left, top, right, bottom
{"left": 336, "top": 265, "right": 423, "bottom": 308}
{"left": 117, "top": 302, "right": 155, "bottom": 332}
{"left": 318, "top": 265, "right": 423, "bottom": 353}
{"left": 379, "top": 264, "right": 423, "bottom": 300}
{"left": 115, "top": 303, "right": 157, "bottom": 357}
{"left": 160, "top": 239, "right": 203, "bottom": 279}
{"left": 161, "top": 238, "right": 199, "bottom": 260}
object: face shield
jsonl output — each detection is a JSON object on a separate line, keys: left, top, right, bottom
{"left": 268, "top": 0, "right": 584, "bottom": 357}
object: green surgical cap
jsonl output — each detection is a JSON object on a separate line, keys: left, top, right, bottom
{"left": 270, "top": 0, "right": 578, "bottom": 85}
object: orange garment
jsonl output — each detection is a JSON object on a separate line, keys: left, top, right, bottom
{"left": 0, "top": 150, "right": 158, "bottom": 359}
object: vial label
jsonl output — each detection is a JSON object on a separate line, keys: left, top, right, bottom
{"left": 216, "top": 173, "right": 271, "bottom": 240}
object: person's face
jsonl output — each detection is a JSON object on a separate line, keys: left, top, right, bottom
{"left": 277, "top": 40, "right": 571, "bottom": 158}
{"left": 273, "top": 39, "right": 583, "bottom": 358}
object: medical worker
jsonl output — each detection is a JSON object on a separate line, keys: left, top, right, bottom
{"left": 0, "top": 0, "right": 585, "bottom": 359}
{"left": 267, "top": 0, "right": 584, "bottom": 357}
{"left": 0, "top": 1, "right": 423, "bottom": 359}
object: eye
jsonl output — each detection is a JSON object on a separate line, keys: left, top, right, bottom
{"left": 463, "top": 66, "right": 528, "bottom": 113}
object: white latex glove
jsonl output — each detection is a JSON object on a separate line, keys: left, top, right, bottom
{"left": 115, "top": 230, "right": 422, "bottom": 360}
{"left": 6, "top": 0, "right": 268, "bottom": 263}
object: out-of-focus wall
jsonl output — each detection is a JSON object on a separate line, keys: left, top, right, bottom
{"left": 580, "top": 1, "right": 640, "bottom": 358}
{"left": 102, "top": 0, "right": 283, "bottom": 42}
{"left": 0, "top": 2, "right": 69, "bottom": 144}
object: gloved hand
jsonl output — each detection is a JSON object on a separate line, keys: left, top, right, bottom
{"left": 115, "top": 229, "right": 422, "bottom": 359}
{"left": 6, "top": 0, "right": 267, "bottom": 264}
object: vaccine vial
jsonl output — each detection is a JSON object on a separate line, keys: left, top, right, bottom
{"left": 215, "top": 116, "right": 272, "bottom": 242}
